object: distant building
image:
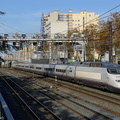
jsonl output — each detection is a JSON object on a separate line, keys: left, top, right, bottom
{"left": 44, "top": 21, "right": 68, "bottom": 38}
{"left": 41, "top": 10, "right": 99, "bottom": 38}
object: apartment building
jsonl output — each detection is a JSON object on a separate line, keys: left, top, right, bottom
{"left": 41, "top": 10, "right": 99, "bottom": 37}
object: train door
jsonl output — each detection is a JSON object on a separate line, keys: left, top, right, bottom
{"left": 49, "top": 64, "right": 55, "bottom": 77}
{"left": 66, "top": 66, "right": 76, "bottom": 81}
{"left": 101, "top": 68, "right": 109, "bottom": 84}
{"left": 101, "top": 68, "right": 109, "bottom": 89}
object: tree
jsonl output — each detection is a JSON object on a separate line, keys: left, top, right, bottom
{"left": 82, "top": 24, "right": 99, "bottom": 61}
{"left": 67, "top": 29, "right": 81, "bottom": 59}
{"left": 95, "top": 20, "right": 110, "bottom": 57}
{"left": 110, "top": 12, "right": 120, "bottom": 49}
{"left": 83, "top": 12, "right": 120, "bottom": 62}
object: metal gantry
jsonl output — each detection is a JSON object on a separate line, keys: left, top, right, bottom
{"left": 0, "top": 33, "right": 85, "bottom": 42}
{"left": 0, "top": 33, "right": 87, "bottom": 64}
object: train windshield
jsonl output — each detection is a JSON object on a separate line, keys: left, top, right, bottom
{"left": 107, "top": 67, "right": 120, "bottom": 74}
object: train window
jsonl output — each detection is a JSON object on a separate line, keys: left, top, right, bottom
{"left": 49, "top": 68, "right": 53, "bottom": 71}
{"left": 44, "top": 68, "right": 52, "bottom": 71}
{"left": 110, "top": 69, "right": 117, "bottom": 73}
{"left": 56, "top": 69, "right": 58, "bottom": 72}
{"left": 118, "top": 69, "right": 120, "bottom": 73}
{"left": 30, "top": 66, "right": 34, "bottom": 68}
{"left": 96, "top": 64, "right": 102, "bottom": 67}
{"left": 36, "top": 67, "right": 41, "bottom": 69}
{"left": 25, "top": 66, "right": 29, "bottom": 68}
{"left": 56, "top": 69, "right": 66, "bottom": 73}
{"left": 115, "top": 80, "right": 120, "bottom": 82}
{"left": 90, "top": 63, "right": 102, "bottom": 67}
{"left": 107, "top": 68, "right": 120, "bottom": 74}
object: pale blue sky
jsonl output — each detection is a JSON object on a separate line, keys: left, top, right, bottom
{"left": 0, "top": 0, "right": 120, "bottom": 33}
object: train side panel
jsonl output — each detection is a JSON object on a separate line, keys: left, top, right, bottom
{"left": 75, "top": 66, "right": 105, "bottom": 87}
{"left": 33, "top": 64, "right": 44, "bottom": 75}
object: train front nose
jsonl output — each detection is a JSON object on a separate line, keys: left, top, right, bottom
{"left": 114, "top": 75, "right": 120, "bottom": 88}
{"left": 108, "top": 74, "right": 120, "bottom": 88}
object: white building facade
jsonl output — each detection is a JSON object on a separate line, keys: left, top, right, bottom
{"left": 41, "top": 10, "right": 99, "bottom": 38}
{"left": 44, "top": 21, "right": 68, "bottom": 38}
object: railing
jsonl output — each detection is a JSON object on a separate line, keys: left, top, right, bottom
{"left": 0, "top": 93, "right": 14, "bottom": 120}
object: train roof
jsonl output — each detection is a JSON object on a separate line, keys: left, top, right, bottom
{"left": 14, "top": 62, "right": 120, "bottom": 68}
{"left": 83, "top": 62, "right": 120, "bottom": 68}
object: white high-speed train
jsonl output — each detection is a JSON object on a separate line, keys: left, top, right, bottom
{"left": 12, "top": 62, "right": 120, "bottom": 93}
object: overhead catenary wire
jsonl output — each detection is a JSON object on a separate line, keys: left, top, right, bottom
{"left": 0, "top": 24, "right": 9, "bottom": 33}
{"left": 0, "top": 22, "right": 25, "bottom": 33}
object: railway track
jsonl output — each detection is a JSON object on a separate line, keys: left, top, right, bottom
{"left": 1, "top": 68, "right": 120, "bottom": 119}
{"left": 13, "top": 69, "right": 120, "bottom": 113}
{"left": 0, "top": 73, "right": 61, "bottom": 120}
{"left": 13, "top": 69, "right": 120, "bottom": 117}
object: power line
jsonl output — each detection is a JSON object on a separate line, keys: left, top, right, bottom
{"left": 0, "top": 24, "right": 9, "bottom": 33}
{"left": 0, "top": 22, "right": 25, "bottom": 33}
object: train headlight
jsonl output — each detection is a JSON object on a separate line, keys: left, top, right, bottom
{"left": 115, "top": 80, "right": 120, "bottom": 82}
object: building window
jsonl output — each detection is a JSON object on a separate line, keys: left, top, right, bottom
{"left": 58, "top": 15, "right": 63, "bottom": 21}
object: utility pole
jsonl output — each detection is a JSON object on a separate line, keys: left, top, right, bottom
{"left": 109, "top": 21, "right": 113, "bottom": 63}
{"left": 49, "top": 42, "right": 52, "bottom": 64}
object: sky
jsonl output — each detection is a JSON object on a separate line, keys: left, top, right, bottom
{"left": 0, "top": 0, "right": 120, "bottom": 34}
